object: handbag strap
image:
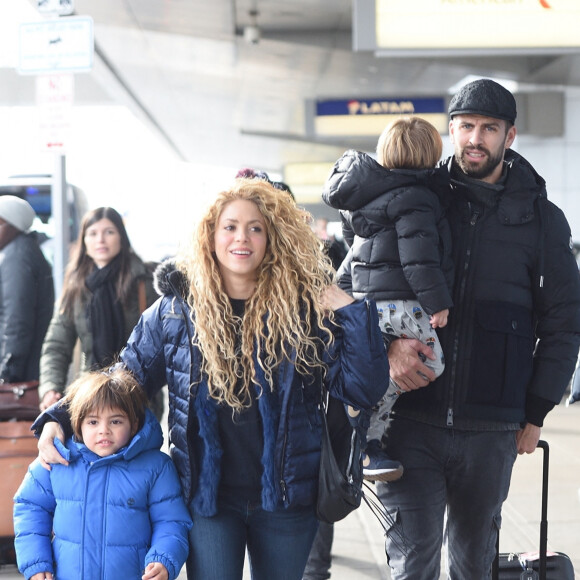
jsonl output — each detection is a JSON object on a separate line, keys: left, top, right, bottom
{"left": 138, "top": 279, "right": 147, "bottom": 314}
{"left": 362, "top": 482, "right": 411, "bottom": 556}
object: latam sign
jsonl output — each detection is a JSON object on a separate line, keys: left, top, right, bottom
{"left": 315, "top": 97, "right": 448, "bottom": 137}
{"left": 375, "top": 0, "right": 579, "bottom": 52}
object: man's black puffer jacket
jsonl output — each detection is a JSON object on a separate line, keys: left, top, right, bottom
{"left": 395, "top": 150, "right": 580, "bottom": 428}
{"left": 322, "top": 149, "right": 454, "bottom": 315}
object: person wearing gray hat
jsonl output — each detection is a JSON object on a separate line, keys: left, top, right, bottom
{"left": 376, "top": 79, "right": 580, "bottom": 579}
{"left": 0, "top": 195, "right": 36, "bottom": 233}
{"left": 0, "top": 195, "right": 54, "bottom": 385}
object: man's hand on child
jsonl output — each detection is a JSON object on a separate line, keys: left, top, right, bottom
{"left": 142, "top": 562, "right": 169, "bottom": 580}
{"left": 430, "top": 309, "right": 449, "bottom": 329}
{"left": 388, "top": 338, "right": 436, "bottom": 391}
{"left": 30, "top": 572, "right": 53, "bottom": 580}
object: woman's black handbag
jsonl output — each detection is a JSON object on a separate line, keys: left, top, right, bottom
{"left": 316, "top": 391, "right": 364, "bottom": 524}
{"left": 315, "top": 389, "right": 411, "bottom": 561}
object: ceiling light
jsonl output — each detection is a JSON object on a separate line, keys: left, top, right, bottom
{"left": 244, "top": 10, "right": 260, "bottom": 45}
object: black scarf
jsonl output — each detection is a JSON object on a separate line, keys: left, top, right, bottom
{"left": 85, "top": 256, "right": 125, "bottom": 368}
{"left": 450, "top": 159, "right": 507, "bottom": 208}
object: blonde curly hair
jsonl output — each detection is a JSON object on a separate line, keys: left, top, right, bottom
{"left": 178, "top": 178, "right": 336, "bottom": 411}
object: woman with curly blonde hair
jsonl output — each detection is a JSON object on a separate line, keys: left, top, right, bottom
{"left": 181, "top": 179, "right": 335, "bottom": 411}
{"left": 34, "top": 178, "right": 389, "bottom": 580}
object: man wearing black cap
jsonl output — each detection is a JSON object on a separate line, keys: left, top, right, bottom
{"left": 376, "top": 79, "right": 580, "bottom": 579}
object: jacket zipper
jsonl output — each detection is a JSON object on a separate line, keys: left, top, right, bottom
{"left": 168, "top": 276, "right": 199, "bottom": 503}
{"left": 278, "top": 360, "right": 292, "bottom": 505}
{"left": 447, "top": 203, "right": 480, "bottom": 427}
{"left": 280, "top": 477, "right": 288, "bottom": 503}
{"left": 366, "top": 299, "right": 372, "bottom": 346}
{"left": 81, "top": 461, "right": 110, "bottom": 577}
{"left": 279, "top": 428, "right": 288, "bottom": 504}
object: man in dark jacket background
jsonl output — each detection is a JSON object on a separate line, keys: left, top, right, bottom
{"left": 0, "top": 195, "right": 54, "bottom": 384}
{"left": 377, "top": 79, "right": 580, "bottom": 579}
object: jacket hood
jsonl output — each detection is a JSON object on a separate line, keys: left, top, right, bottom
{"left": 504, "top": 148, "right": 547, "bottom": 198}
{"left": 153, "top": 259, "right": 189, "bottom": 298}
{"left": 63, "top": 408, "right": 164, "bottom": 464}
{"left": 323, "top": 149, "right": 450, "bottom": 212}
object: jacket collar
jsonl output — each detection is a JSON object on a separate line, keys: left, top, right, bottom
{"left": 445, "top": 149, "right": 546, "bottom": 225}
{"left": 62, "top": 408, "right": 163, "bottom": 465}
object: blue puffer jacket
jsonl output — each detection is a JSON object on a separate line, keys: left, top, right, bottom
{"left": 120, "top": 262, "right": 389, "bottom": 516}
{"left": 14, "top": 410, "right": 192, "bottom": 580}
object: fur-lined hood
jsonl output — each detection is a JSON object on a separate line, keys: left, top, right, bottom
{"left": 153, "top": 259, "right": 189, "bottom": 299}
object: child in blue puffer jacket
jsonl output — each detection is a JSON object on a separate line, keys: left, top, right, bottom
{"left": 13, "top": 368, "right": 192, "bottom": 580}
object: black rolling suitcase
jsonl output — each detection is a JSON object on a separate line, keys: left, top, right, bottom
{"left": 492, "top": 440, "right": 575, "bottom": 579}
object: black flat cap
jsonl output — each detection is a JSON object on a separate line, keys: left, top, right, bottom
{"left": 448, "top": 79, "right": 517, "bottom": 123}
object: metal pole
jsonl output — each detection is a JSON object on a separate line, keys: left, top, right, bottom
{"left": 52, "top": 154, "right": 69, "bottom": 299}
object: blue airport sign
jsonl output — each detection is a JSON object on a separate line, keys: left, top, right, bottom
{"left": 316, "top": 97, "right": 445, "bottom": 117}
{"left": 314, "top": 97, "right": 448, "bottom": 136}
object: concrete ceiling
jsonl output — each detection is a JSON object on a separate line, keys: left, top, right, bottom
{"left": 3, "top": 0, "right": 580, "bottom": 176}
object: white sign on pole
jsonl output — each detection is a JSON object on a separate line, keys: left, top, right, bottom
{"left": 36, "top": 74, "right": 74, "bottom": 152}
{"left": 18, "top": 16, "right": 93, "bottom": 75}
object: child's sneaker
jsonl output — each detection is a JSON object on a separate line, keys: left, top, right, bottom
{"left": 362, "top": 440, "right": 404, "bottom": 482}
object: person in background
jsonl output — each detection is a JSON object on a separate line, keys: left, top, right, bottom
{"left": 14, "top": 367, "right": 191, "bottom": 580}
{"left": 38, "top": 207, "right": 160, "bottom": 416}
{"left": 33, "top": 178, "right": 390, "bottom": 580}
{"left": 0, "top": 195, "right": 54, "bottom": 384}
{"left": 378, "top": 79, "right": 580, "bottom": 579}
{"left": 302, "top": 519, "right": 334, "bottom": 580}
{"left": 313, "top": 217, "right": 347, "bottom": 272}
{"left": 303, "top": 218, "right": 346, "bottom": 580}
{"left": 322, "top": 116, "right": 453, "bottom": 483}
{"left": 235, "top": 167, "right": 296, "bottom": 201}
{"left": 567, "top": 358, "right": 580, "bottom": 405}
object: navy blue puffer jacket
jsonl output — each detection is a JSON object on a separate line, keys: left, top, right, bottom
{"left": 120, "top": 262, "right": 389, "bottom": 516}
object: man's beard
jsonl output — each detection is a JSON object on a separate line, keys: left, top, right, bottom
{"left": 455, "top": 145, "right": 504, "bottom": 180}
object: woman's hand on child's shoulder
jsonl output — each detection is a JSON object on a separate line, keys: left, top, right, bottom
{"left": 142, "top": 562, "right": 169, "bottom": 580}
{"left": 321, "top": 284, "right": 354, "bottom": 312}
{"left": 31, "top": 572, "right": 53, "bottom": 580}
{"left": 38, "top": 422, "right": 68, "bottom": 471}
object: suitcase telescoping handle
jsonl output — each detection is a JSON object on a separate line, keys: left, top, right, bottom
{"left": 537, "top": 439, "right": 549, "bottom": 580}
{"left": 493, "top": 439, "right": 549, "bottom": 580}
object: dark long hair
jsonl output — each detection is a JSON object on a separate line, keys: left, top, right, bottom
{"left": 59, "top": 207, "right": 139, "bottom": 314}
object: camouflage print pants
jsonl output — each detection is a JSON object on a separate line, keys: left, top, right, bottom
{"left": 368, "top": 299, "right": 445, "bottom": 443}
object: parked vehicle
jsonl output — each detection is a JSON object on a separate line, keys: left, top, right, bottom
{"left": 0, "top": 174, "right": 89, "bottom": 265}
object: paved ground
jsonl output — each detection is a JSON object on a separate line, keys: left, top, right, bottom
{"left": 2, "top": 399, "right": 578, "bottom": 579}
